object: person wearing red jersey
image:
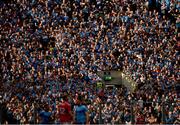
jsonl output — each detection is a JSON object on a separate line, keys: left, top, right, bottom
{"left": 57, "top": 94, "right": 73, "bottom": 124}
{"left": 135, "top": 112, "right": 145, "bottom": 124}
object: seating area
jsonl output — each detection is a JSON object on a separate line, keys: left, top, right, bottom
{"left": 0, "top": 0, "right": 179, "bottom": 124}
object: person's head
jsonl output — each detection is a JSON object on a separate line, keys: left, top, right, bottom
{"left": 76, "top": 95, "right": 84, "bottom": 105}
{"left": 44, "top": 104, "right": 49, "bottom": 112}
{"left": 62, "top": 94, "right": 68, "bottom": 102}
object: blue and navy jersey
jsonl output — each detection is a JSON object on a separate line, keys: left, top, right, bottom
{"left": 39, "top": 110, "right": 52, "bottom": 124}
{"left": 74, "top": 105, "right": 88, "bottom": 124}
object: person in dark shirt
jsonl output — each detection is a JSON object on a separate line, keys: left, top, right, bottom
{"left": 0, "top": 101, "right": 8, "bottom": 124}
{"left": 39, "top": 104, "right": 52, "bottom": 124}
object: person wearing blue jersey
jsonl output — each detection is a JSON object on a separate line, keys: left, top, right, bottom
{"left": 39, "top": 104, "right": 52, "bottom": 124}
{"left": 73, "top": 95, "right": 89, "bottom": 124}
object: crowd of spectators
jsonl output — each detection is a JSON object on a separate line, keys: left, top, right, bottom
{"left": 0, "top": 0, "right": 179, "bottom": 124}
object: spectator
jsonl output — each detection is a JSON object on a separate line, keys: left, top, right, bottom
{"left": 73, "top": 95, "right": 89, "bottom": 124}
{"left": 57, "top": 94, "right": 73, "bottom": 124}
{"left": 39, "top": 104, "right": 52, "bottom": 124}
